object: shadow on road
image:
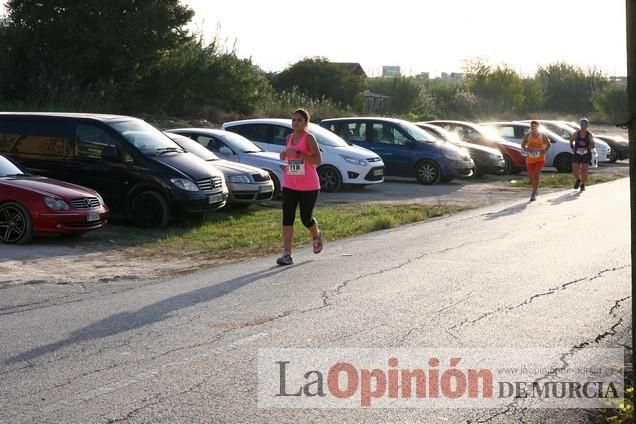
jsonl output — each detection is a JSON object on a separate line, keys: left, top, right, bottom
{"left": 482, "top": 202, "right": 529, "bottom": 220}
{"left": 548, "top": 191, "right": 581, "bottom": 205}
{"left": 5, "top": 261, "right": 309, "bottom": 364}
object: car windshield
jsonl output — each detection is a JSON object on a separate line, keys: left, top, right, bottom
{"left": 308, "top": 123, "right": 351, "bottom": 147}
{"left": 399, "top": 122, "right": 438, "bottom": 143}
{"left": 0, "top": 155, "right": 25, "bottom": 177}
{"left": 111, "top": 119, "right": 183, "bottom": 155}
{"left": 545, "top": 122, "right": 576, "bottom": 137}
{"left": 219, "top": 131, "right": 264, "bottom": 153}
{"left": 169, "top": 135, "right": 220, "bottom": 161}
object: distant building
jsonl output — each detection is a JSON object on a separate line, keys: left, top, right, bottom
{"left": 382, "top": 66, "right": 401, "bottom": 77}
{"left": 440, "top": 72, "right": 465, "bottom": 82}
{"left": 364, "top": 90, "right": 391, "bottom": 114}
{"left": 609, "top": 76, "right": 627, "bottom": 87}
{"left": 332, "top": 62, "right": 368, "bottom": 78}
{"left": 415, "top": 72, "right": 430, "bottom": 80}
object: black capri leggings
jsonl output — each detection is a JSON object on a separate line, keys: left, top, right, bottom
{"left": 282, "top": 188, "right": 319, "bottom": 227}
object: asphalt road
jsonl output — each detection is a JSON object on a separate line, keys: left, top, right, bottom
{"left": 0, "top": 178, "right": 631, "bottom": 423}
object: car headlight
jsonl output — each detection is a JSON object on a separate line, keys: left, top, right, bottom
{"left": 43, "top": 196, "right": 69, "bottom": 211}
{"left": 228, "top": 174, "right": 251, "bottom": 183}
{"left": 340, "top": 155, "right": 368, "bottom": 166}
{"left": 490, "top": 153, "right": 503, "bottom": 161}
{"left": 95, "top": 193, "right": 105, "bottom": 206}
{"left": 170, "top": 178, "right": 199, "bottom": 192}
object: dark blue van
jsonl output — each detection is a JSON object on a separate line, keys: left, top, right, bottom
{"left": 0, "top": 113, "right": 228, "bottom": 227}
{"left": 320, "top": 117, "right": 473, "bottom": 184}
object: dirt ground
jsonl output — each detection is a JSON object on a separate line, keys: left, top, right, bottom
{"left": 1, "top": 140, "right": 630, "bottom": 287}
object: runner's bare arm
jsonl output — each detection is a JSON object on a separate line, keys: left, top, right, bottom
{"left": 302, "top": 134, "right": 322, "bottom": 165}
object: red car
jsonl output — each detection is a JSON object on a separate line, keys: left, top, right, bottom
{"left": 0, "top": 155, "right": 109, "bottom": 243}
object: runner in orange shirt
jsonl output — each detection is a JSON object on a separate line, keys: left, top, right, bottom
{"left": 521, "top": 120, "right": 551, "bottom": 201}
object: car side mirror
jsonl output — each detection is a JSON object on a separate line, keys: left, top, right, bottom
{"left": 101, "top": 145, "right": 120, "bottom": 161}
{"left": 219, "top": 146, "right": 233, "bottom": 156}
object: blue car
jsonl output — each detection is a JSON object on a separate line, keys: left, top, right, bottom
{"left": 320, "top": 117, "right": 474, "bottom": 184}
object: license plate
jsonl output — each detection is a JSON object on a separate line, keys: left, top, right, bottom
{"left": 87, "top": 212, "right": 100, "bottom": 222}
{"left": 373, "top": 169, "right": 384, "bottom": 176}
{"left": 209, "top": 194, "right": 223, "bottom": 204}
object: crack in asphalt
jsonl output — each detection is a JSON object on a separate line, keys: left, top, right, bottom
{"left": 105, "top": 392, "right": 164, "bottom": 423}
{"left": 449, "top": 265, "right": 629, "bottom": 333}
{"left": 320, "top": 233, "right": 510, "bottom": 308}
{"left": 0, "top": 296, "right": 85, "bottom": 316}
{"left": 0, "top": 278, "right": 170, "bottom": 317}
{"left": 466, "top": 295, "right": 631, "bottom": 423}
{"left": 102, "top": 360, "right": 242, "bottom": 423}
{"left": 391, "top": 293, "right": 473, "bottom": 347}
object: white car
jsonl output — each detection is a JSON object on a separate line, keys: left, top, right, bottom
{"left": 221, "top": 118, "right": 385, "bottom": 192}
{"left": 485, "top": 121, "right": 576, "bottom": 172}
{"left": 165, "top": 132, "right": 275, "bottom": 205}
{"left": 519, "top": 120, "right": 611, "bottom": 164}
{"left": 166, "top": 128, "right": 286, "bottom": 197}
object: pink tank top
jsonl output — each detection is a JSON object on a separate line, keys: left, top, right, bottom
{"left": 282, "top": 132, "right": 321, "bottom": 191}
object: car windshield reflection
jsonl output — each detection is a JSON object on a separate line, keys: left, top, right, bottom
{"left": 111, "top": 119, "right": 181, "bottom": 154}
{"left": 0, "top": 155, "right": 25, "bottom": 177}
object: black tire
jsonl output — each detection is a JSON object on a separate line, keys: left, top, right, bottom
{"left": 318, "top": 165, "right": 342, "bottom": 192}
{"left": 502, "top": 155, "right": 513, "bottom": 174}
{"left": 415, "top": 160, "right": 441, "bottom": 185}
{"left": 554, "top": 153, "right": 573, "bottom": 173}
{"left": 268, "top": 172, "right": 281, "bottom": 199}
{"left": 129, "top": 191, "right": 170, "bottom": 228}
{"left": 472, "top": 161, "right": 482, "bottom": 178}
{"left": 608, "top": 150, "right": 618, "bottom": 163}
{"left": 0, "top": 202, "right": 33, "bottom": 244}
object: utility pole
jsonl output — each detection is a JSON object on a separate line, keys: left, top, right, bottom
{"left": 627, "top": 0, "right": 635, "bottom": 385}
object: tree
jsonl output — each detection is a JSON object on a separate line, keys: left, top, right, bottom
{"left": 591, "top": 83, "right": 629, "bottom": 123}
{"left": 535, "top": 62, "right": 608, "bottom": 114}
{"left": 367, "top": 76, "right": 423, "bottom": 115}
{"left": 464, "top": 60, "right": 526, "bottom": 117}
{"left": 136, "top": 37, "right": 272, "bottom": 116}
{"left": 0, "top": 0, "right": 194, "bottom": 107}
{"left": 271, "top": 58, "right": 366, "bottom": 111}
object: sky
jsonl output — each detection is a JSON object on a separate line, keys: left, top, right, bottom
{"left": 183, "top": 0, "right": 628, "bottom": 77}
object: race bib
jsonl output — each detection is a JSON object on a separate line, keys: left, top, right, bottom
{"left": 575, "top": 148, "right": 588, "bottom": 155}
{"left": 287, "top": 159, "right": 305, "bottom": 176}
{"left": 528, "top": 149, "right": 542, "bottom": 158}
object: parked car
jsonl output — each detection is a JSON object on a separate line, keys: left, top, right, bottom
{"left": 539, "top": 121, "right": 629, "bottom": 162}
{"left": 425, "top": 120, "right": 526, "bottom": 174}
{"left": 595, "top": 134, "right": 629, "bottom": 162}
{"left": 485, "top": 121, "right": 574, "bottom": 173}
{"left": 414, "top": 122, "right": 505, "bottom": 177}
{"left": 0, "top": 154, "right": 109, "bottom": 243}
{"left": 165, "top": 128, "right": 285, "bottom": 197}
{"left": 165, "top": 132, "right": 274, "bottom": 205}
{"left": 0, "top": 113, "right": 228, "bottom": 227}
{"left": 320, "top": 117, "right": 474, "bottom": 184}
{"left": 222, "top": 118, "right": 385, "bottom": 192}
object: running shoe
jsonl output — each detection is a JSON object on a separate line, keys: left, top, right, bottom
{"left": 276, "top": 252, "right": 293, "bottom": 266}
{"left": 573, "top": 179, "right": 581, "bottom": 190}
{"left": 580, "top": 183, "right": 585, "bottom": 192}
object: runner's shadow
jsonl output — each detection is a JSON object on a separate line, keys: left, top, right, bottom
{"left": 548, "top": 191, "right": 581, "bottom": 205}
{"left": 483, "top": 202, "right": 528, "bottom": 220}
{"left": 5, "top": 261, "right": 310, "bottom": 365}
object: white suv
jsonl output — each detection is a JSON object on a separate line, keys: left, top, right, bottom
{"left": 485, "top": 122, "right": 576, "bottom": 172}
{"left": 222, "top": 118, "right": 385, "bottom": 192}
